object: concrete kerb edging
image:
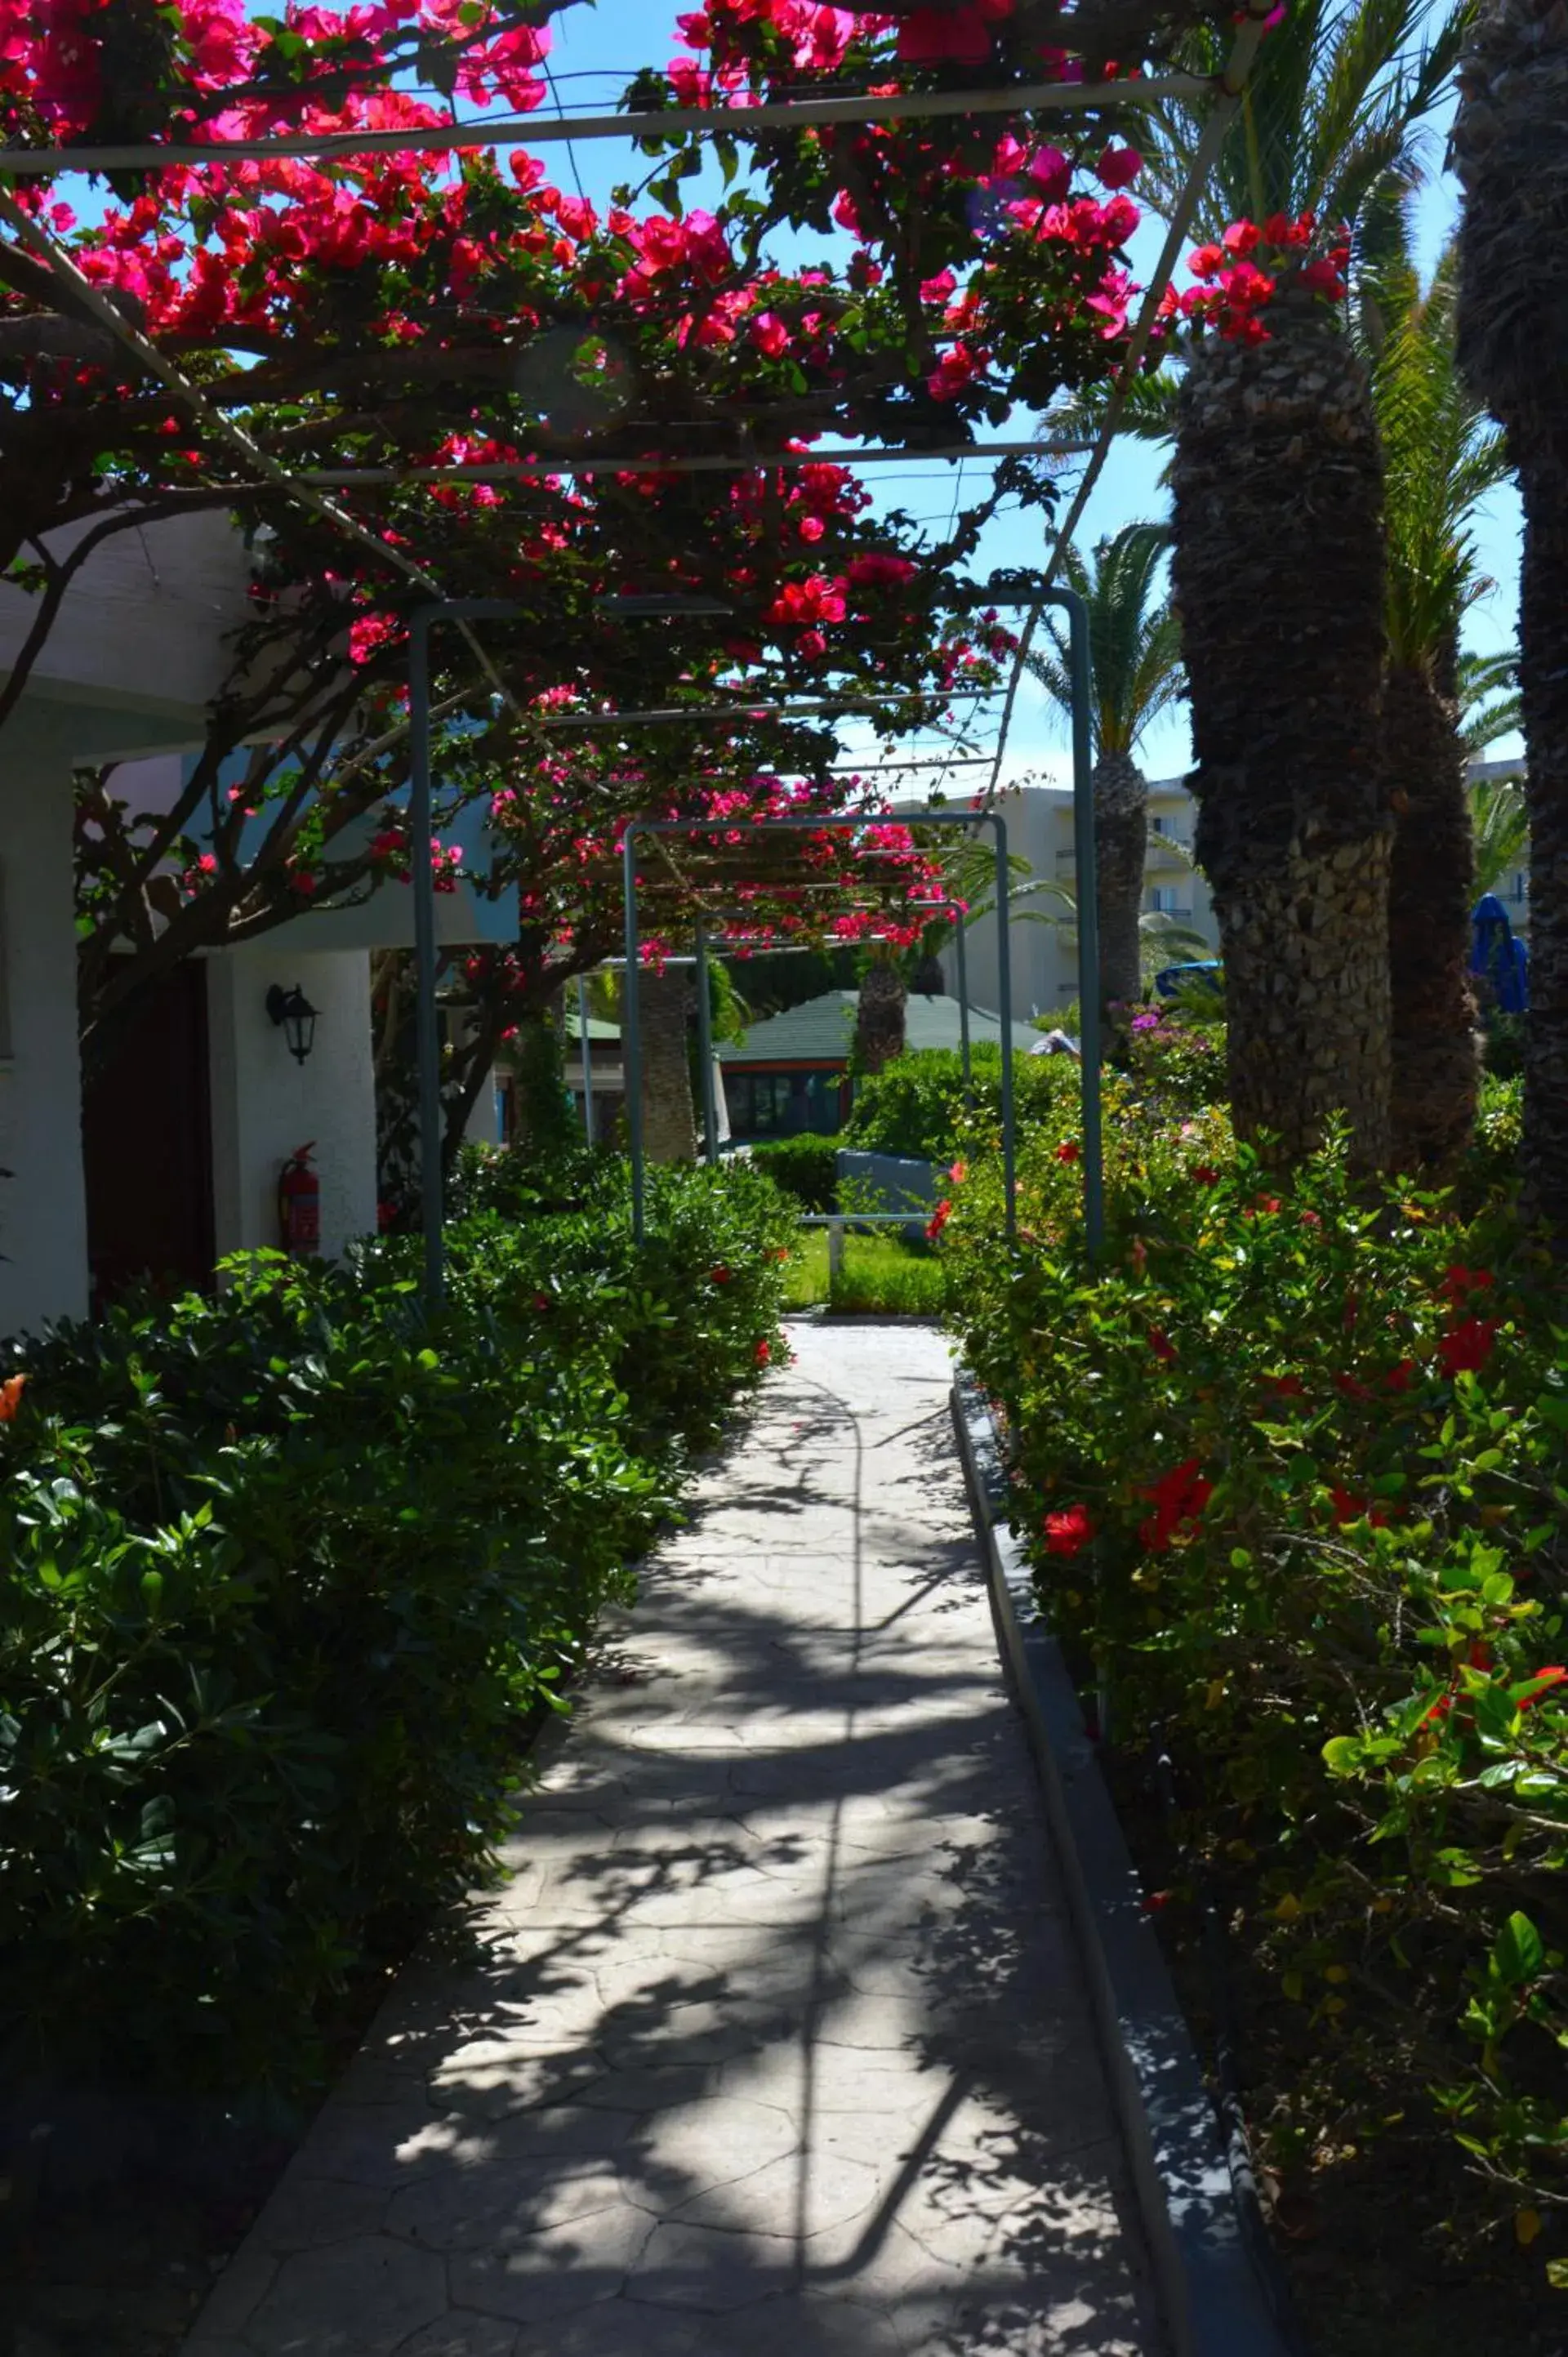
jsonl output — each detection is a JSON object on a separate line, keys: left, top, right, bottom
{"left": 950, "top": 1367, "right": 1294, "bottom": 2357}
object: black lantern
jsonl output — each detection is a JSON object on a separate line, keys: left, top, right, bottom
{"left": 266, "top": 982, "right": 318, "bottom": 1066}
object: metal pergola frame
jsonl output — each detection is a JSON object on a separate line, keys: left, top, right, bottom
{"left": 621, "top": 809, "right": 1022, "bottom": 1245}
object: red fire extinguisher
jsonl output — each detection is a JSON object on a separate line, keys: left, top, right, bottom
{"left": 278, "top": 1142, "right": 320, "bottom": 1256}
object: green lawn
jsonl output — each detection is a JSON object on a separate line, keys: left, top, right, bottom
{"left": 782, "top": 1229, "right": 948, "bottom": 1317}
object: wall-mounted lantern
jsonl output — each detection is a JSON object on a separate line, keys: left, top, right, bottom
{"left": 266, "top": 982, "right": 318, "bottom": 1067}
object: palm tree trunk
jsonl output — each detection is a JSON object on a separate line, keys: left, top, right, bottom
{"left": 1512, "top": 454, "right": 1568, "bottom": 1223}
{"left": 639, "top": 969, "right": 697, "bottom": 1163}
{"left": 854, "top": 951, "right": 906, "bottom": 1075}
{"left": 1384, "top": 662, "right": 1480, "bottom": 1169}
{"left": 1170, "top": 287, "right": 1392, "bottom": 1167}
{"left": 1454, "top": 0, "right": 1568, "bottom": 1231}
{"left": 1094, "top": 749, "right": 1148, "bottom": 1014}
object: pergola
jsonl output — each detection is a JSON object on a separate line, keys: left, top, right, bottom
{"left": 2, "top": 11, "right": 1274, "bottom": 1295}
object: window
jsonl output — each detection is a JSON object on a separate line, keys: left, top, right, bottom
{"left": 1510, "top": 871, "right": 1528, "bottom": 904}
{"left": 1148, "top": 885, "right": 1178, "bottom": 913}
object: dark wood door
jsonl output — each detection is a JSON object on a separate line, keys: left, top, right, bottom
{"left": 83, "top": 959, "right": 216, "bottom": 1311}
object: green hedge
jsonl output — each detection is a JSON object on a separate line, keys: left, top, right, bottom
{"left": 749, "top": 1133, "right": 841, "bottom": 1210}
{"left": 0, "top": 1152, "right": 792, "bottom": 2097}
{"left": 844, "top": 1042, "right": 1080, "bottom": 1163}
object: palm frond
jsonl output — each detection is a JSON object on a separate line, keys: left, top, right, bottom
{"left": 1026, "top": 521, "right": 1183, "bottom": 761}
{"left": 1468, "top": 775, "right": 1529, "bottom": 898}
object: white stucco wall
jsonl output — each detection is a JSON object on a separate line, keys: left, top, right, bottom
{"left": 206, "top": 945, "right": 378, "bottom": 1264}
{"left": 0, "top": 715, "right": 91, "bottom": 1338}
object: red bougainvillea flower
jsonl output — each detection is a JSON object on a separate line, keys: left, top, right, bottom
{"left": 710, "top": 1264, "right": 732, "bottom": 1285}
{"left": 1147, "top": 1329, "right": 1177, "bottom": 1363}
{"left": 1044, "top": 1503, "right": 1094, "bottom": 1557}
{"left": 0, "top": 1372, "right": 27, "bottom": 1422}
{"left": 926, "top": 1197, "right": 953, "bottom": 1244}
{"left": 1517, "top": 1667, "right": 1568, "bottom": 1711}
{"left": 1383, "top": 1358, "right": 1416, "bottom": 1393}
{"left": 1056, "top": 1140, "right": 1080, "bottom": 1164}
{"left": 754, "top": 1339, "right": 772, "bottom": 1367}
{"left": 1139, "top": 1459, "right": 1213, "bottom": 1552}
{"left": 1437, "top": 1317, "right": 1499, "bottom": 1379}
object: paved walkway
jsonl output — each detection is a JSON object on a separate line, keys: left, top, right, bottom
{"left": 183, "top": 1323, "right": 1160, "bottom": 2357}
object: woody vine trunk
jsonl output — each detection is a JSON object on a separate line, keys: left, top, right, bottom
{"left": 1454, "top": 0, "right": 1568, "bottom": 1236}
{"left": 854, "top": 952, "right": 907, "bottom": 1076}
{"left": 1383, "top": 662, "right": 1480, "bottom": 1170}
{"left": 1170, "top": 287, "right": 1392, "bottom": 1168}
{"left": 1094, "top": 748, "right": 1148, "bottom": 1015}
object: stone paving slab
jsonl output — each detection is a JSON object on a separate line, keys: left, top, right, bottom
{"left": 182, "top": 1321, "right": 1163, "bottom": 2357}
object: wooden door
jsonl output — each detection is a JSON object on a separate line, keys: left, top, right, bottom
{"left": 83, "top": 959, "right": 216, "bottom": 1311}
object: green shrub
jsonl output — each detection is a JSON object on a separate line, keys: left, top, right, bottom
{"left": 940, "top": 1085, "right": 1568, "bottom": 2243}
{"left": 0, "top": 1156, "right": 791, "bottom": 2098}
{"left": 846, "top": 1043, "right": 1078, "bottom": 1162}
{"left": 750, "top": 1133, "right": 841, "bottom": 1211}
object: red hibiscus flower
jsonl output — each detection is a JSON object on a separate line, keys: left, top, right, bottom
{"left": 1056, "top": 1139, "right": 1080, "bottom": 1164}
{"left": 1192, "top": 1165, "right": 1220, "bottom": 1186}
{"left": 1148, "top": 1329, "right": 1177, "bottom": 1363}
{"left": 926, "top": 1198, "right": 954, "bottom": 1244}
{"left": 1437, "top": 1317, "right": 1498, "bottom": 1378}
{"left": 1439, "top": 1264, "right": 1494, "bottom": 1304}
{"left": 1044, "top": 1503, "right": 1094, "bottom": 1557}
{"left": 1139, "top": 1459, "right": 1214, "bottom": 1551}
{"left": 1517, "top": 1667, "right": 1568, "bottom": 1712}
{"left": 754, "top": 1339, "right": 772, "bottom": 1367}
{"left": 710, "top": 1264, "right": 732, "bottom": 1285}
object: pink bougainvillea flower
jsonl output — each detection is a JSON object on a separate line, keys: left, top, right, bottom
{"left": 1095, "top": 144, "right": 1142, "bottom": 189}
{"left": 1043, "top": 1503, "right": 1094, "bottom": 1557}
{"left": 949, "top": 1159, "right": 968, "bottom": 1184}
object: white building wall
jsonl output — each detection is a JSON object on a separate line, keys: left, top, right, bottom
{"left": 206, "top": 944, "right": 378, "bottom": 1263}
{"left": 942, "top": 781, "right": 1223, "bottom": 1019}
{"left": 0, "top": 715, "right": 91, "bottom": 1336}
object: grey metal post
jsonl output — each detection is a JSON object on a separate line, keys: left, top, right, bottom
{"left": 694, "top": 919, "right": 719, "bottom": 1167}
{"left": 621, "top": 827, "right": 645, "bottom": 1241}
{"left": 988, "top": 813, "right": 1017, "bottom": 1244}
{"left": 955, "top": 917, "right": 972, "bottom": 1089}
{"left": 1045, "top": 587, "right": 1102, "bottom": 1260}
{"left": 578, "top": 976, "right": 595, "bottom": 1145}
{"left": 408, "top": 608, "right": 444, "bottom": 1304}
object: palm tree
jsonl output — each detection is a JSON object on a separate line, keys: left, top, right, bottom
{"left": 1453, "top": 0, "right": 1567, "bottom": 1228}
{"left": 1022, "top": 524, "right": 1185, "bottom": 1018}
{"left": 1148, "top": 0, "right": 1472, "bottom": 1168}
{"left": 1365, "top": 213, "right": 1510, "bottom": 1168}
{"left": 853, "top": 951, "right": 906, "bottom": 1075}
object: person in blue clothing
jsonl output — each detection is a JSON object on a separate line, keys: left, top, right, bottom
{"left": 1469, "top": 893, "right": 1530, "bottom": 1015}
